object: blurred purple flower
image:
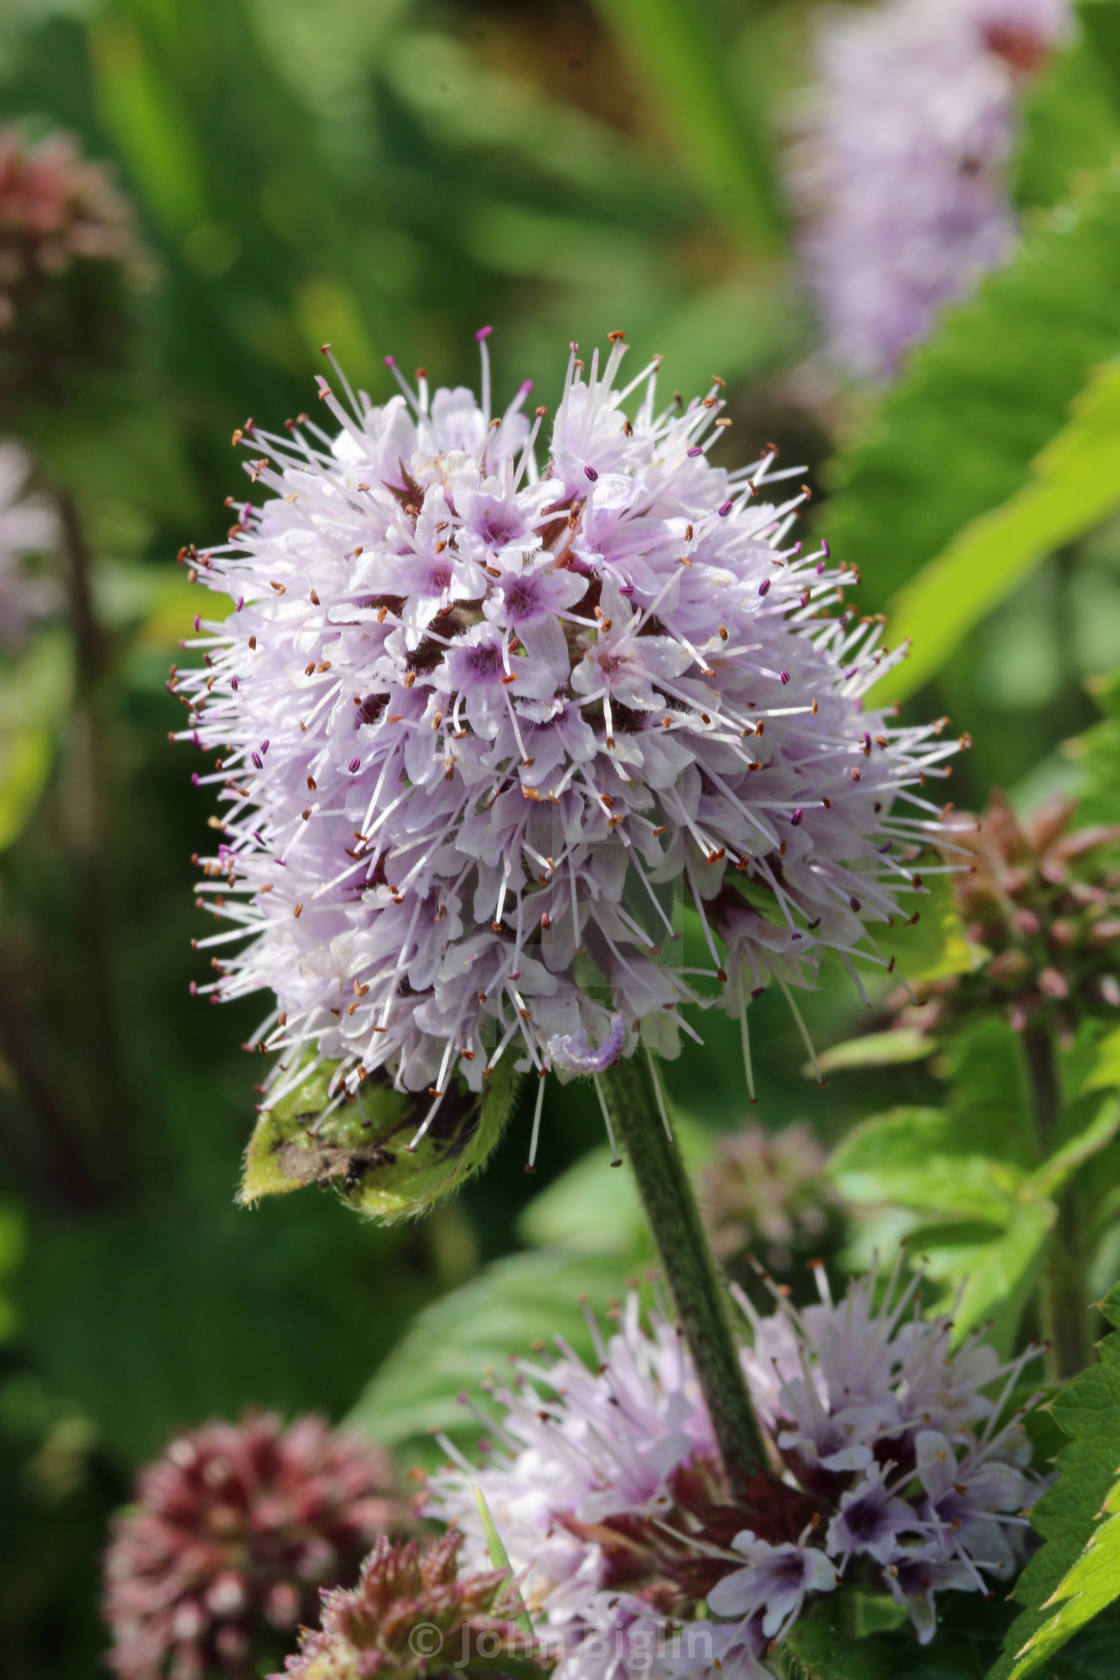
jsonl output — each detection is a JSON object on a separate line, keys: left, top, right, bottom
{"left": 792, "top": 0, "right": 1071, "bottom": 380}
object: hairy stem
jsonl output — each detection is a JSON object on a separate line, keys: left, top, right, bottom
{"left": 1025, "top": 1024, "right": 1091, "bottom": 1379}
{"left": 599, "top": 1053, "right": 767, "bottom": 1489}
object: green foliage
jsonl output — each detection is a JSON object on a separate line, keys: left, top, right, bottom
{"left": 829, "top": 1021, "right": 1120, "bottom": 1348}
{"left": 0, "top": 633, "right": 73, "bottom": 852}
{"left": 591, "top": 0, "right": 781, "bottom": 246}
{"left": 348, "top": 1248, "right": 634, "bottom": 1465}
{"left": 877, "top": 358, "right": 1120, "bottom": 703}
{"left": 785, "top": 1591, "right": 1012, "bottom": 1679}
{"left": 823, "top": 166, "right": 1120, "bottom": 619}
{"left": 987, "top": 1287, "right": 1120, "bottom": 1680}
{"left": 241, "top": 1058, "right": 520, "bottom": 1223}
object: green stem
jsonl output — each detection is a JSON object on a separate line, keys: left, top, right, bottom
{"left": 1025, "top": 1024, "right": 1091, "bottom": 1379}
{"left": 599, "top": 1053, "right": 767, "bottom": 1490}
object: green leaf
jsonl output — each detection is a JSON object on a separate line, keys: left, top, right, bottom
{"left": 786, "top": 1595, "right": 1005, "bottom": 1679}
{"left": 515, "top": 1116, "right": 709, "bottom": 1255}
{"left": 871, "top": 873, "right": 978, "bottom": 985}
{"left": 0, "top": 632, "right": 74, "bottom": 852}
{"left": 591, "top": 0, "right": 781, "bottom": 247}
{"left": 473, "top": 1488, "right": 534, "bottom": 1639}
{"left": 872, "top": 359, "right": 1120, "bottom": 703}
{"left": 348, "top": 1248, "right": 634, "bottom": 1462}
{"left": 814, "top": 1028, "right": 936, "bottom": 1076}
{"left": 926, "top": 1201, "right": 1054, "bottom": 1351}
{"left": 1027, "top": 1096, "right": 1120, "bottom": 1198}
{"left": 240, "top": 1058, "right": 520, "bottom": 1223}
{"left": 822, "top": 165, "right": 1120, "bottom": 618}
{"left": 1085, "top": 1026, "right": 1120, "bottom": 1095}
{"left": 829, "top": 1107, "right": 1027, "bottom": 1223}
{"left": 986, "top": 1288, "right": 1120, "bottom": 1680}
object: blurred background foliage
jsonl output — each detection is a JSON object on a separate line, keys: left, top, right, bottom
{"left": 2, "top": 0, "right": 1120, "bottom": 1674}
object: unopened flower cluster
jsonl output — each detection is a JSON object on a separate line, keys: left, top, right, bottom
{"left": 792, "top": 0, "right": 1070, "bottom": 380}
{"left": 894, "top": 789, "right": 1120, "bottom": 1041}
{"left": 0, "top": 440, "right": 58, "bottom": 652}
{"left": 176, "top": 335, "right": 959, "bottom": 1147}
{"left": 279, "top": 1531, "right": 523, "bottom": 1680}
{"left": 0, "top": 125, "right": 146, "bottom": 399}
{"left": 699, "top": 1119, "right": 845, "bottom": 1280}
{"left": 427, "top": 1267, "right": 1044, "bottom": 1676}
{"left": 103, "top": 1412, "right": 409, "bottom": 1680}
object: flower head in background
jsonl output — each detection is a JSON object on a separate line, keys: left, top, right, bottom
{"left": 0, "top": 126, "right": 147, "bottom": 402}
{"left": 792, "top": 0, "right": 1071, "bottom": 381}
{"left": 0, "top": 440, "right": 59, "bottom": 651}
{"left": 278, "top": 1532, "right": 521, "bottom": 1680}
{"left": 893, "top": 789, "right": 1120, "bottom": 1040}
{"left": 103, "top": 1412, "right": 409, "bottom": 1680}
{"left": 176, "top": 333, "right": 961, "bottom": 1162}
{"left": 699, "top": 1120, "right": 845, "bottom": 1281}
{"left": 426, "top": 1264, "right": 1044, "bottom": 1668}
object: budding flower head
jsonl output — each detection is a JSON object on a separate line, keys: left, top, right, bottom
{"left": 894, "top": 789, "right": 1120, "bottom": 1039}
{"left": 699, "top": 1120, "right": 845, "bottom": 1285}
{"left": 0, "top": 125, "right": 147, "bottom": 403}
{"left": 428, "top": 1262, "right": 1044, "bottom": 1663}
{"left": 103, "top": 1412, "right": 409, "bottom": 1680}
{"left": 792, "top": 0, "right": 1070, "bottom": 381}
{"left": 278, "top": 1532, "right": 523, "bottom": 1680}
{"left": 178, "top": 334, "right": 958, "bottom": 1180}
{"left": 0, "top": 440, "right": 59, "bottom": 652}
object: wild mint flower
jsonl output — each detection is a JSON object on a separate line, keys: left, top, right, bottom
{"left": 176, "top": 334, "right": 960, "bottom": 1161}
{"left": 0, "top": 441, "right": 58, "bottom": 651}
{"left": 427, "top": 1261, "right": 1044, "bottom": 1661}
{"left": 103, "top": 1412, "right": 408, "bottom": 1680}
{"left": 792, "top": 0, "right": 1070, "bottom": 380}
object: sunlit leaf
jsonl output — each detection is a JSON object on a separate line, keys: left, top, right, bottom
{"left": 871, "top": 359, "right": 1120, "bottom": 703}
{"left": 814, "top": 1028, "right": 936, "bottom": 1076}
{"left": 987, "top": 1287, "right": 1120, "bottom": 1680}
{"left": 823, "top": 167, "right": 1120, "bottom": 616}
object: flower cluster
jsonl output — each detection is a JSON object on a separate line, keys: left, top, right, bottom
{"left": 893, "top": 789, "right": 1120, "bottom": 1041}
{"left": 103, "top": 1412, "right": 410, "bottom": 1680}
{"left": 278, "top": 1531, "right": 523, "bottom": 1680}
{"left": 176, "top": 334, "right": 960, "bottom": 1159}
{"left": 791, "top": 0, "right": 1070, "bottom": 381}
{"left": 699, "top": 1120, "right": 845, "bottom": 1281}
{"left": 0, "top": 440, "right": 58, "bottom": 652}
{"left": 426, "top": 1264, "right": 1044, "bottom": 1675}
{"left": 0, "top": 125, "right": 146, "bottom": 400}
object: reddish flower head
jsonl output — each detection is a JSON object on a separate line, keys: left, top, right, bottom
{"left": 103, "top": 1412, "right": 409, "bottom": 1680}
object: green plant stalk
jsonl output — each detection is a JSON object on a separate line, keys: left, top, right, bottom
{"left": 599, "top": 1053, "right": 767, "bottom": 1489}
{"left": 1025, "top": 1024, "right": 1091, "bottom": 1379}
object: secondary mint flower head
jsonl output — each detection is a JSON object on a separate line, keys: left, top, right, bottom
{"left": 793, "top": 0, "right": 1070, "bottom": 380}
{"left": 278, "top": 1531, "right": 523, "bottom": 1680}
{"left": 0, "top": 125, "right": 146, "bottom": 401}
{"left": 176, "top": 334, "right": 959, "bottom": 1164}
{"left": 426, "top": 1264, "right": 1044, "bottom": 1667}
{"left": 103, "top": 1412, "right": 408, "bottom": 1680}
